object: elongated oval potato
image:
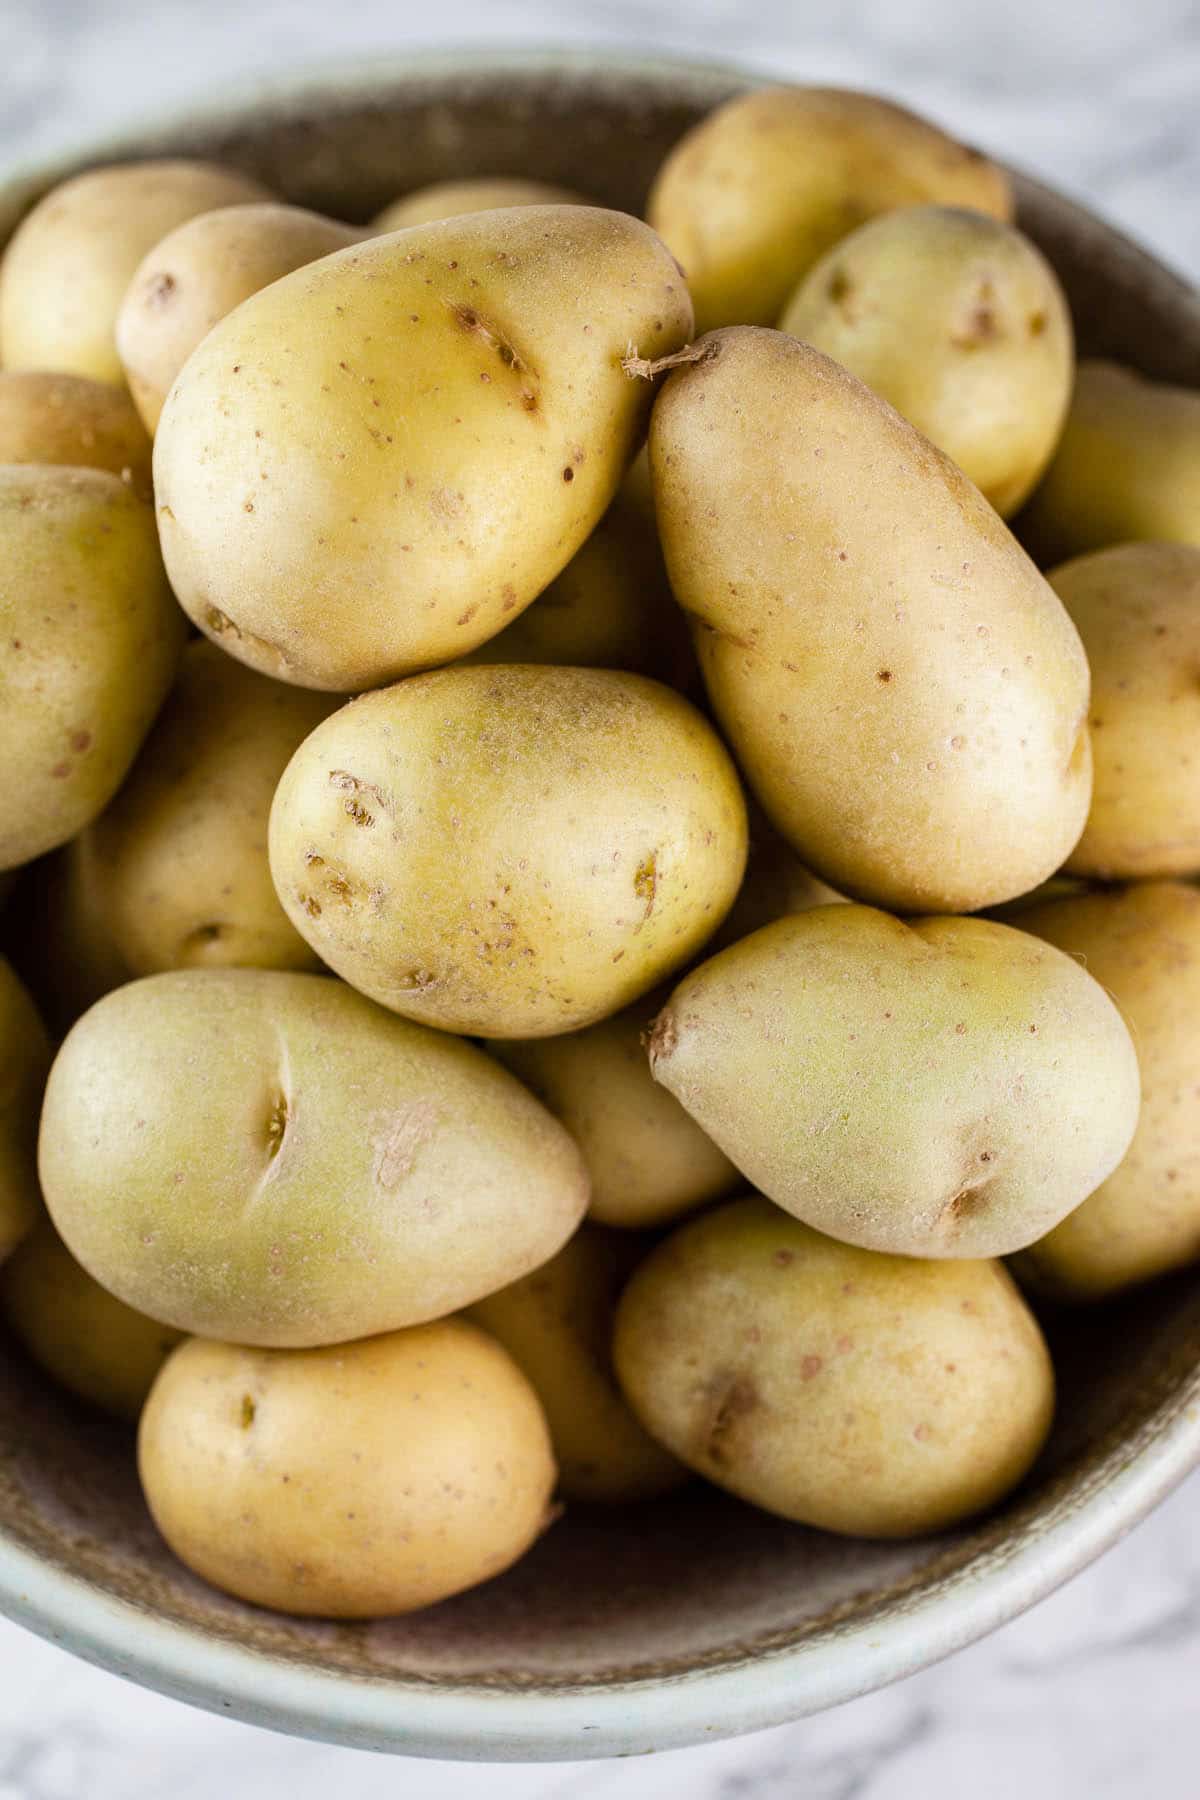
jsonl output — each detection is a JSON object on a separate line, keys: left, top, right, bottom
{"left": 80, "top": 641, "right": 338, "bottom": 976}
{"left": 470, "top": 1226, "right": 686, "bottom": 1503}
{"left": 116, "top": 203, "right": 361, "bottom": 431}
{"left": 0, "top": 466, "right": 185, "bottom": 871}
{"left": 38, "top": 969, "right": 589, "bottom": 1346}
{"left": 373, "top": 176, "right": 587, "bottom": 231}
{"left": 648, "top": 86, "right": 1011, "bottom": 334}
{"left": 0, "top": 372, "right": 152, "bottom": 495}
{"left": 651, "top": 329, "right": 1092, "bottom": 912}
{"left": 154, "top": 207, "right": 693, "bottom": 691}
{"left": 139, "top": 1323, "right": 556, "bottom": 1617}
{"left": 780, "top": 206, "right": 1073, "bottom": 517}
{"left": 0, "top": 160, "right": 271, "bottom": 384}
{"left": 269, "top": 666, "right": 748, "bottom": 1037}
{"left": 649, "top": 907, "right": 1140, "bottom": 1259}
{"left": 0, "top": 960, "right": 51, "bottom": 1264}
{"left": 614, "top": 1197, "right": 1054, "bottom": 1538}
{"left": 0, "top": 1218, "right": 183, "bottom": 1419}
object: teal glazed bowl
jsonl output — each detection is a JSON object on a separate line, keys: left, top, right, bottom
{"left": 1, "top": 49, "right": 1199, "bottom": 1763}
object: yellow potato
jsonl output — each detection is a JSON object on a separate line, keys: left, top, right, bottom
{"left": 374, "top": 176, "right": 587, "bottom": 231}
{"left": 780, "top": 206, "right": 1073, "bottom": 517}
{"left": 154, "top": 207, "right": 693, "bottom": 691}
{"left": 0, "top": 371, "right": 152, "bottom": 496}
{"left": 649, "top": 907, "right": 1140, "bottom": 1259}
{"left": 139, "top": 1323, "right": 556, "bottom": 1617}
{"left": 470, "top": 1226, "right": 686, "bottom": 1502}
{"left": 0, "top": 160, "right": 271, "bottom": 384}
{"left": 648, "top": 85, "right": 1011, "bottom": 333}
{"left": 650, "top": 329, "right": 1092, "bottom": 912}
{"left": 613, "top": 1196, "right": 1054, "bottom": 1538}
{"left": 0, "top": 958, "right": 51, "bottom": 1264}
{"left": 39, "top": 969, "right": 589, "bottom": 1346}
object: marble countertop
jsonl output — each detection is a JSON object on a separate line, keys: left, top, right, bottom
{"left": 1, "top": 0, "right": 1198, "bottom": 1793}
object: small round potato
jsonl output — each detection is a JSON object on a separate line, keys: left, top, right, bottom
{"left": 138, "top": 1323, "right": 557, "bottom": 1617}
{"left": 470, "top": 1226, "right": 686, "bottom": 1503}
{"left": 373, "top": 176, "right": 587, "bottom": 232}
{"left": 0, "top": 372, "right": 152, "bottom": 495}
{"left": 0, "top": 959, "right": 51, "bottom": 1264}
{"left": 0, "top": 1218, "right": 183, "bottom": 1419}
{"left": 780, "top": 206, "right": 1073, "bottom": 517}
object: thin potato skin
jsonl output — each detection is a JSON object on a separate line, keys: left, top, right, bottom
{"left": 0, "top": 372, "right": 152, "bottom": 496}
{"left": 373, "top": 177, "right": 586, "bottom": 231}
{"left": 0, "top": 959, "right": 51, "bottom": 1264}
{"left": 138, "top": 1324, "right": 557, "bottom": 1618}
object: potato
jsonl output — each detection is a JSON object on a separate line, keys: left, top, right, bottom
{"left": 0, "top": 466, "right": 185, "bottom": 871}
{"left": 469, "top": 1226, "right": 686, "bottom": 1502}
{"left": 1020, "top": 361, "right": 1200, "bottom": 563}
{"left": 0, "top": 160, "right": 271, "bottom": 385}
{"left": 6, "top": 842, "right": 131, "bottom": 1034}
{"left": 649, "top": 907, "right": 1140, "bottom": 1259}
{"left": 650, "top": 329, "right": 1092, "bottom": 913}
{"left": 647, "top": 86, "right": 1011, "bottom": 334}
{"left": 779, "top": 206, "right": 1073, "bottom": 518}
{"left": 0, "top": 1218, "right": 183, "bottom": 1419}
{"left": 79, "top": 641, "right": 337, "bottom": 976}
{"left": 0, "top": 372, "right": 152, "bottom": 495}
{"left": 38, "top": 969, "right": 588, "bottom": 1346}
{"left": 0, "top": 959, "right": 51, "bottom": 1264}
{"left": 154, "top": 207, "right": 693, "bottom": 691}
{"left": 613, "top": 1196, "right": 1054, "bottom": 1538}
{"left": 116, "top": 203, "right": 360, "bottom": 431}
{"left": 138, "top": 1322, "right": 556, "bottom": 1617}
{"left": 269, "top": 666, "right": 748, "bottom": 1037}
{"left": 374, "top": 176, "right": 587, "bottom": 231}
{"left": 1014, "top": 883, "right": 1200, "bottom": 1300}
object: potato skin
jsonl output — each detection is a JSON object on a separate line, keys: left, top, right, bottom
{"left": 0, "top": 959, "right": 51, "bottom": 1264}
{"left": 0, "top": 466, "right": 185, "bottom": 871}
{"left": 0, "top": 160, "right": 271, "bottom": 384}
{"left": 373, "top": 177, "right": 586, "bottom": 231}
{"left": 780, "top": 206, "right": 1073, "bottom": 518}
{"left": 651, "top": 328, "right": 1092, "bottom": 913}
{"left": 0, "top": 372, "right": 152, "bottom": 495}
{"left": 269, "top": 666, "right": 748, "bottom": 1038}
{"left": 154, "top": 207, "right": 693, "bottom": 691}
{"left": 138, "top": 1323, "right": 556, "bottom": 1617}
{"left": 648, "top": 86, "right": 1011, "bottom": 334}
{"left": 469, "top": 1226, "right": 686, "bottom": 1503}
{"left": 650, "top": 907, "right": 1140, "bottom": 1259}
{"left": 613, "top": 1197, "right": 1054, "bottom": 1538}
{"left": 38, "top": 969, "right": 589, "bottom": 1346}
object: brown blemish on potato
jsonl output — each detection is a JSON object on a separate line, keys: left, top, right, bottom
{"left": 634, "top": 853, "right": 658, "bottom": 916}
{"left": 372, "top": 1101, "right": 438, "bottom": 1189}
{"left": 240, "top": 1395, "right": 255, "bottom": 1428}
{"left": 328, "top": 770, "right": 391, "bottom": 821}
{"left": 264, "top": 1093, "right": 290, "bottom": 1161}
{"left": 69, "top": 728, "right": 92, "bottom": 753}
{"left": 701, "top": 1371, "right": 758, "bottom": 1468}
{"left": 145, "top": 271, "right": 178, "bottom": 307}
{"left": 645, "top": 1008, "right": 677, "bottom": 1063}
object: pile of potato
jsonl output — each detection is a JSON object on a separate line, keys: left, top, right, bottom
{"left": 0, "top": 83, "right": 1196, "bottom": 1622}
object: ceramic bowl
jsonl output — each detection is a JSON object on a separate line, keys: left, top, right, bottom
{"left": 1, "top": 48, "right": 1199, "bottom": 1764}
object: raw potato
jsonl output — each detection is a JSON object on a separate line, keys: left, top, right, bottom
{"left": 0, "top": 959, "right": 51, "bottom": 1264}
{"left": 648, "top": 86, "right": 1011, "bottom": 334}
{"left": 0, "top": 1218, "right": 183, "bottom": 1419}
{"left": 613, "top": 1196, "right": 1054, "bottom": 1538}
{"left": 1020, "top": 361, "right": 1200, "bottom": 563}
{"left": 0, "top": 466, "right": 185, "bottom": 871}
{"left": 374, "top": 176, "right": 587, "bottom": 231}
{"left": 79, "top": 640, "right": 338, "bottom": 976}
{"left": 469, "top": 1226, "right": 687, "bottom": 1502}
{"left": 1015, "top": 883, "right": 1200, "bottom": 1300}
{"left": 779, "top": 206, "right": 1073, "bottom": 518}
{"left": 38, "top": 969, "right": 589, "bottom": 1346}
{"left": 154, "top": 207, "right": 694, "bottom": 690}
{"left": 1050, "top": 543, "right": 1200, "bottom": 879}
{"left": 116, "top": 203, "right": 360, "bottom": 431}
{"left": 0, "top": 160, "right": 271, "bottom": 384}
{"left": 139, "top": 1323, "right": 556, "bottom": 1617}
{"left": 649, "top": 907, "right": 1140, "bottom": 1259}
{"left": 6, "top": 842, "right": 131, "bottom": 1034}
{"left": 0, "top": 372, "right": 152, "bottom": 495}
{"left": 269, "top": 665, "right": 748, "bottom": 1037}
{"left": 651, "top": 329, "right": 1092, "bottom": 913}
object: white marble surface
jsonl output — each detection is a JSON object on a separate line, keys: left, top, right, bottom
{"left": 1, "top": 0, "right": 1199, "bottom": 1792}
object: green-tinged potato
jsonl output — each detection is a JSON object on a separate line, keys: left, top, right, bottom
{"left": 0, "top": 960, "right": 51, "bottom": 1264}
{"left": 613, "top": 1197, "right": 1054, "bottom": 1538}
{"left": 6, "top": 842, "right": 131, "bottom": 1034}
{"left": 373, "top": 176, "right": 587, "bottom": 231}
{"left": 116, "top": 203, "right": 360, "bottom": 431}
{"left": 469, "top": 1226, "right": 686, "bottom": 1502}
{"left": 0, "top": 161, "right": 271, "bottom": 384}
{"left": 79, "top": 641, "right": 338, "bottom": 976}
{"left": 1020, "top": 361, "right": 1200, "bottom": 563}
{"left": 0, "top": 466, "right": 185, "bottom": 871}
{"left": 647, "top": 86, "right": 1011, "bottom": 334}
{"left": 154, "top": 207, "right": 693, "bottom": 691}
{"left": 651, "top": 329, "right": 1092, "bottom": 912}
{"left": 1015, "top": 883, "right": 1200, "bottom": 1300}
{"left": 269, "top": 666, "right": 748, "bottom": 1037}
{"left": 780, "top": 206, "right": 1073, "bottom": 517}
{"left": 39, "top": 969, "right": 588, "bottom": 1346}
{"left": 1049, "top": 543, "right": 1200, "bottom": 879}
{"left": 712, "top": 807, "right": 845, "bottom": 952}
{"left": 649, "top": 908, "right": 1140, "bottom": 1259}
{"left": 0, "top": 1218, "right": 182, "bottom": 1418}
{"left": 139, "top": 1323, "right": 556, "bottom": 1617}
{"left": 0, "top": 372, "right": 152, "bottom": 495}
